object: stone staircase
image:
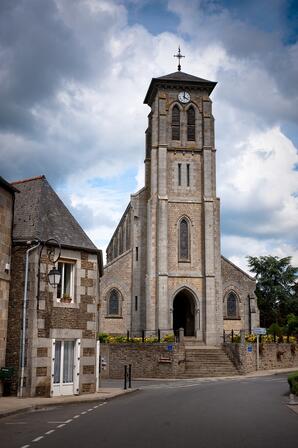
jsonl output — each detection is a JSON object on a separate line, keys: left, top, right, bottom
{"left": 179, "top": 346, "right": 240, "bottom": 378}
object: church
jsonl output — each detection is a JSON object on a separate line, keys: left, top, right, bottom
{"left": 99, "top": 54, "right": 259, "bottom": 346}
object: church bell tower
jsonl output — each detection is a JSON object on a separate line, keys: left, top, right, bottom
{"left": 143, "top": 55, "right": 223, "bottom": 345}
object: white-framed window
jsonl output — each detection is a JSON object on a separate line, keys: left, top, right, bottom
{"left": 56, "top": 261, "right": 75, "bottom": 302}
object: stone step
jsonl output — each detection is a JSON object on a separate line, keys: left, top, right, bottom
{"left": 181, "top": 347, "right": 240, "bottom": 378}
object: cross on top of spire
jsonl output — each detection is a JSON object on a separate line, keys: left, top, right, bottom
{"left": 173, "top": 46, "right": 185, "bottom": 71}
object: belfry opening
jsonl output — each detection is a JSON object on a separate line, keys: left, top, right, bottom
{"left": 173, "top": 289, "right": 196, "bottom": 336}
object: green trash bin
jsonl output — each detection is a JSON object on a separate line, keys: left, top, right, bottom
{"left": 0, "top": 367, "right": 14, "bottom": 396}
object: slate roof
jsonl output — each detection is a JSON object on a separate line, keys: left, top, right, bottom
{"left": 0, "top": 175, "right": 19, "bottom": 194}
{"left": 144, "top": 71, "right": 217, "bottom": 105}
{"left": 11, "top": 175, "right": 98, "bottom": 253}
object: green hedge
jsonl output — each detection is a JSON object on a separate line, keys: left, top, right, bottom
{"left": 288, "top": 372, "right": 298, "bottom": 395}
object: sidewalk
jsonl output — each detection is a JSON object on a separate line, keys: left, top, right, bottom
{"left": 0, "top": 387, "right": 136, "bottom": 419}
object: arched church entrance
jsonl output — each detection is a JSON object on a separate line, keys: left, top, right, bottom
{"left": 173, "top": 289, "right": 196, "bottom": 336}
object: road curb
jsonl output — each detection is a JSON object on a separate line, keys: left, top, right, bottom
{"left": 0, "top": 388, "right": 139, "bottom": 420}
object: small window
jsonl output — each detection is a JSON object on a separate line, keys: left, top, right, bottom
{"left": 227, "top": 292, "right": 238, "bottom": 318}
{"left": 108, "top": 289, "right": 120, "bottom": 316}
{"left": 178, "top": 163, "right": 182, "bottom": 186}
{"left": 186, "top": 164, "right": 190, "bottom": 187}
{"left": 187, "top": 107, "right": 195, "bottom": 141}
{"left": 179, "top": 218, "right": 190, "bottom": 261}
{"left": 57, "top": 261, "right": 75, "bottom": 302}
{"left": 135, "top": 296, "right": 138, "bottom": 312}
{"left": 172, "top": 105, "right": 180, "bottom": 140}
{"left": 136, "top": 247, "right": 139, "bottom": 261}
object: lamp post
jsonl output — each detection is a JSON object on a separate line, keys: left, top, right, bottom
{"left": 248, "top": 295, "right": 256, "bottom": 334}
{"left": 19, "top": 238, "right": 61, "bottom": 398}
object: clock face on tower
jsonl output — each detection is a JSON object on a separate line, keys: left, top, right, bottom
{"left": 178, "top": 91, "right": 190, "bottom": 103}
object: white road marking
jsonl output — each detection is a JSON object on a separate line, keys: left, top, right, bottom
{"left": 57, "top": 424, "right": 65, "bottom": 428}
{"left": 20, "top": 445, "right": 30, "bottom": 448}
{"left": 81, "top": 411, "right": 87, "bottom": 414}
{"left": 48, "top": 421, "right": 67, "bottom": 424}
{"left": 65, "top": 419, "right": 73, "bottom": 423}
{"left": 87, "top": 408, "right": 93, "bottom": 412}
{"left": 99, "top": 402, "right": 107, "bottom": 406}
{"left": 73, "top": 415, "right": 80, "bottom": 419}
{"left": 45, "top": 430, "right": 55, "bottom": 435}
{"left": 6, "top": 422, "right": 27, "bottom": 425}
{"left": 32, "top": 436, "right": 44, "bottom": 442}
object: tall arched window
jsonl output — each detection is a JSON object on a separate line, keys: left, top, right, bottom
{"left": 179, "top": 218, "right": 190, "bottom": 261}
{"left": 108, "top": 289, "right": 120, "bottom": 316}
{"left": 187, "top": 107, "right": 195, "bottom": 141}
{"left": 227, "top": 292, "right": 238, "bottom": 318}
{"left": 172, "top": 105, "right": 180, "bottom": 140}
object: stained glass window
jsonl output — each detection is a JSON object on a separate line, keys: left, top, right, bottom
{"left": 227, "top": 292, "right": 237, "bottom": 318}
{"left": 179, "top": 219, "right": 189, "bottom": 260}
{"left": 172, "top": 106, "right": 180, "bottom": 140}
{"left": 109, "top": 289, "right": 120, "bottom": 315}
{"left": 187, "top": 107, "right": 195, "bottom": 141}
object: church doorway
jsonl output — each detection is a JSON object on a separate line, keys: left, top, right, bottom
{"left": 173, "top": 289, "right": 196, "bottom": 336}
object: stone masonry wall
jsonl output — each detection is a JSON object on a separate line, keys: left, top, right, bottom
{"left": 224, "top": 342, "right": 298, "bottom": 373}
{"left": 99, "top": 250, "right": 133, "bottom": 335}
{"left": 100, "top": 343, "right": 185, "bottom": 379}
{"left": 6, "top": 247, "right": 99, "bottom": 397}
{"left": 221, "top": 257, "right": 259, "bottom": 332}
{"left": 0, "top": 187, "right": 14, "bottom": 395}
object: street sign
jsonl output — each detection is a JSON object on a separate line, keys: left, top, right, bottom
{"left": 167, "top": 344, "right": 173, "bottom": 352}
{"left": 247, "top": 344, "right": 253, "bottom": 353}
{"left": 253, "top": 327, "right": 266, "bottom": 335}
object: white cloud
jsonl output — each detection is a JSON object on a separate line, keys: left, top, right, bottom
{"left": 1, "top": 0, "right": 298, "bottom": 268}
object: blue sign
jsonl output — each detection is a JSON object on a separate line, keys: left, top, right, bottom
{"left": 247, "top": 344, "right": 253, "bottom": 353}
{"left": 167, "top": 344, "right": 173, "bottom": 352}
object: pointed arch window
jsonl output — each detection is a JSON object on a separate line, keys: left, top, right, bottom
{"left": 172, "top": 105, "right": 180, "bottom": 140}
{"left": 187, "top": 106, "right": 195, "bottom": 141}
{"left": 108, "top": 289, "right": 121, "bottom": 316}
{"left": 226, "top": 292, "right": 238, "bottom": 318}
{"left": 179, "top": 218, "right": 190, "bottom": 261}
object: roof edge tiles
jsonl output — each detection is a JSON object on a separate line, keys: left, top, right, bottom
{"left": 11, "top": 175, "right": 46, "bottom": 185}
{"left": 144, "top": 71, "right": 217, "bottom": 105}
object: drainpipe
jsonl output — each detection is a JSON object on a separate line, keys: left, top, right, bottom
{"left": 19, "top": 241, "right": 40, "bottom": 398}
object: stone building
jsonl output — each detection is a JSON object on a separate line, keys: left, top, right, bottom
{"left": 100, "top": 69, "right": 259, "bottom": 345}
{"left": 6, "top": 175, "right": 103, "bottom": 397}
{"left": 0, "top": 177, "right": 18, "bottom": 395}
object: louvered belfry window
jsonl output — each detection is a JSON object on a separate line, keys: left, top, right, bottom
{"left": 172, "top": 105, "right": 180, "bottom": 140}
{"left": 187, "top": 107, "right": 195, "bottom": 141}
{"left": 179, "top": 218, "right": 189, "bottom": 260}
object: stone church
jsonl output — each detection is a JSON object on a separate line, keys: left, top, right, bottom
{"left": 99, "top": 65, "right": 259, "bottom": 346}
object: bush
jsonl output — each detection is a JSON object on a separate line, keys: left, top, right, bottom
{"left": 288, "top": 372, "right": 298, "bottom": 395}
{"left": 268, "top": 323, "right": 283, "bottom": 337}
{"left": 98, "top": 332, "right": 109, "bottom": 343}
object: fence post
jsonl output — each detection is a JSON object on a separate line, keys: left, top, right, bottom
{"left": 274, "top": 332, "right": 276, "bottom": 343}
{"left": 158, "top": 329, "right": 161, "bottom": 342}
{"left": 231, "top": 329, "right": 234, "bottom": 343}
{"left": 124, "top": 365, "right": 127, "bottom": 390}
{"left": 223, "top": 330, "right": 225, "bottom": 343}
{"left": 126, "top": 330, "right": 130, "bottom": 342}
{"left": 142, "top": 330, "right": 145, "bottom": 343}
{"left": 128, "top": 364, "right": 132, "bottom": 389}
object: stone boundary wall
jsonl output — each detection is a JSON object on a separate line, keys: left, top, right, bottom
{"left": 100, "top": 343, "right": 185, "bottom": 379}
{"left": 224, "top": 343, "right": 298, "bottom": 374}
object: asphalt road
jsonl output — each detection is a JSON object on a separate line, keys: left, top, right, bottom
{"left": 0, "top": 374, "right": 297, "bottom": 448}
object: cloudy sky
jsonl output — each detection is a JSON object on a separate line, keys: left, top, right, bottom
{"left": 1, "top": 0, "right": 298, "bottom": 271}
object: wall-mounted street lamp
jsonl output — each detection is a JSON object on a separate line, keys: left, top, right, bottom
{"left": 37, "top": 238, "right": 62, "bottom": 295}
{"left": 19, "top": 238, "right": 61, "bottom": 398}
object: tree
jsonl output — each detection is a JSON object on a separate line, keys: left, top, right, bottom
{"left": 247, "top": 255, "right": 298, "bottom": 328}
